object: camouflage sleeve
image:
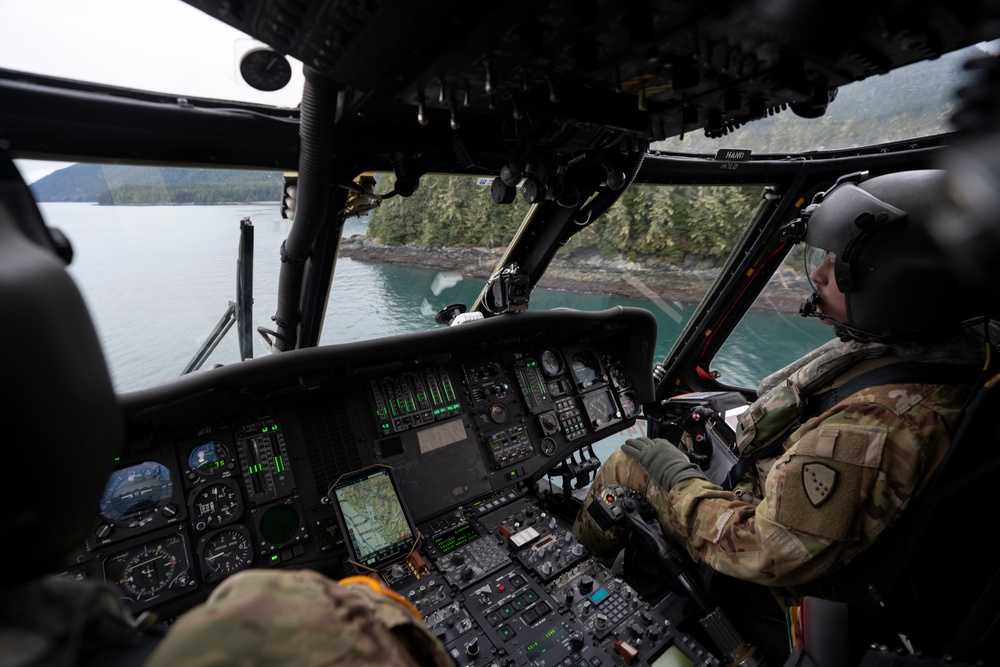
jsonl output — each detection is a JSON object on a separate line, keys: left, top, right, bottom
{"left": 142, "top": 569, "right": 453, "bottom": 667}
{"left": 576, "top": 383, "right": 965, "bottom": 588}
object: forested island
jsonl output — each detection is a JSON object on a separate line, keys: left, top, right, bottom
{"left": 29, "top": 163, "right": 284, "bottom": 205}
{"left": 341, "top": 174, "right": 810, "bottom": 310}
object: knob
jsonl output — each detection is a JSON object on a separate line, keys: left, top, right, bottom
{"left": 490, "top": 177, "right": 517, "bottom": 204}
{"left": 569, "top": 633, "right": 585, "bottom": 651}
{"left": 94, "top": 524, "right": 112, "bottom": 539}
{"left": 521, "top": 174, "right": 546, "bottom": 203}
{"left": 451, "top": 553, "right": 466, "bottom": 566}
{"left": 570, "top": 544, "right": 584, "bottom": 557}
{"left": 578, "top": 575, "right": 595, "bottom": 594}
{"left": 594, "top": 612, "right": 608, "bottom": 629}
{"left": 647, "top": 625, "right": 661, "bottom": 641}
{"left": 539, "top": 561, "right": 553, "bottom": 577}
{"left": 466, "top": 638, "right": 480, "bottom": 657}
{"left": 460, "top": 566, "right": 474, "bottom": 581}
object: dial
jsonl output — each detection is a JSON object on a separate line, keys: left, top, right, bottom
{"left": 188, "top": 441, "right": 230, "bottom": 478}
{"left": 107, "top": 534, "right": 187, "bottom": 603}
{"left": 619, "top": 391, "right": 639, "bottom": 418}
{"left": 569, "top": 350, "right": 603, "bottom": 390}
{"left": 99, "top": 461, "right": 174, "bottom": 529}
{"left": 190, "top": 481, "right": 242, "bottom": 531}
{"left": 239, "top": 48, "right": 293, "bottom": 91}
{"left": 583, "top": 390, "right": 620, "bottom": 430}
{"left": 609, "top": 364, "right": 630, "bottom": 390}
{"left": 489, "top": 403, "right": 508, "bottom": 424}
{"left": 201, "top": 527, "right": 253, "bottom": 578}
{"left": 540, "top": 350, "right": 563, "bottom": 376}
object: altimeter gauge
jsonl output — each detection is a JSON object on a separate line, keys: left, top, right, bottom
{"left": 189, "top": 480, "right": 243, "bottom": 531}
{"left": 200, "top": 526, "right": 253, "bottom": 578}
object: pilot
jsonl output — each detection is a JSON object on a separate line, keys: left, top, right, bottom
{"left": 573, "top": 169, "right": 995, "bottom": 610}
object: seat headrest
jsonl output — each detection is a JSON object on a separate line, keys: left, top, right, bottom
{"left": 0, "top": 151, "right": 123, "bottom": 586}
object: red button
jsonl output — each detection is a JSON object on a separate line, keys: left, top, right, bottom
{"left": 498, "top": 585, "right": 505, "bottom": 592}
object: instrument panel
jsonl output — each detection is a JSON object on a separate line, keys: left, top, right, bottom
{"left": 59, "top": 308, "right": 720, "bottom": 665}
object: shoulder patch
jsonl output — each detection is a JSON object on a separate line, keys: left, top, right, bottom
{"left": 763, "top": 423, "right": 886, "bottom": 541}
{"left": 802, "top": 462, "right": 838, "bottom": 507}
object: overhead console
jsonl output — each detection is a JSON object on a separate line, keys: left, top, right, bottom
{"left": 174, "top": 0, "right": 988, "bottom": 178}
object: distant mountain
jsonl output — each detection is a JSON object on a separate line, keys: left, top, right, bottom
{"left": 30, "top": 163, "right": 285, "bottom": 204}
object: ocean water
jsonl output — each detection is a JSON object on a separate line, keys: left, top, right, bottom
{"left": 38, "top": 202, "right": 831, "bottom": 395}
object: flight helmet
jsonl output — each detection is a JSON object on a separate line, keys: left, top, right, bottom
{"left": 791, "top": 169, "right": 985, "bottom": 341}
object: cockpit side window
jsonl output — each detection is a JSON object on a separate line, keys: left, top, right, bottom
{"left": 543, "top": 183, "right": 766, "bottom": 366}
{"left": 712, "top": 245, "right": 835, "bottom": 390}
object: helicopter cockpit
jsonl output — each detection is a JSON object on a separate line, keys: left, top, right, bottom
{"left": 2, "top": 1, "right": 1000, "bottom": 666}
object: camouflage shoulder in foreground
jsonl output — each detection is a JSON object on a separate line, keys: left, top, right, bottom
{"left": 142, "top": 569, "right": 453, "bottom": 667}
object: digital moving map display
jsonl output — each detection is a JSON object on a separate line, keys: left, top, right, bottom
{"left": 330, "top": 465, "right": 417, "bottom": 570}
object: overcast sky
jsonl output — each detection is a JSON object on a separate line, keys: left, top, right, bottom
{"left": 1, "top": 0, "right": 306, "bottom": 183}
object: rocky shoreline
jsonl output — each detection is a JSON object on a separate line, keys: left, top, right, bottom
{"left": 339, "top": 235, "right": 809, "bottom": 313}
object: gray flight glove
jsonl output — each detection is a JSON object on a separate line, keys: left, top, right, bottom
{"left": 620, "top": 437, "right": 707, "bottom": 490}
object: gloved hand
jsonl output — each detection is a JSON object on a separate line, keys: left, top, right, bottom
{"left": 620, "top": 437, "right": 706, "bottom": 490}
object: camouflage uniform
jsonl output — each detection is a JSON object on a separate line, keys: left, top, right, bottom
{"left": 142, "top": 569, "right": 453, "bottom": 667}
{"left": 574, "top": 334, "right": 984, "bottom": 591}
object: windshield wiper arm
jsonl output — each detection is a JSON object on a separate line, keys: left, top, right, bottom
{"left": 182, "top": 217, "right": 255, "bottom": 374}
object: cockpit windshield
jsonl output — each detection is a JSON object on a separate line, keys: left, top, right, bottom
{"left": 1, "top": 0, "right": 991, "bottom": 393}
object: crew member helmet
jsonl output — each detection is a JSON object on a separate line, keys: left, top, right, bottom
{"left": 797, "top": 169, "right": 986, "bottom": 341}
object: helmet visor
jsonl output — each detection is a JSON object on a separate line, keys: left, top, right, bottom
{"left": 804, "top": 245, "right": 834, "bottom": 290}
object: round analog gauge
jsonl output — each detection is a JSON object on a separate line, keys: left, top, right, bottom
{"left": 99, "top": 462, "right": 174, "bottom": 529}
{"left": 201, "top": 527, "right": 253, "bottom": 577}
{"left": 190, "top": 481, "right": 243, "bottom": 531}
{"left": 609, "top": 364, "right": 630, "bottom": 390}
{"left": 540, "top": 350, "right": 563, "bottom": 377}
{"left": 490, "top": 403, "right": 508, "bottom": 424}
{"left": 188, "top": 441, "right": 230, "bottom": 477}
{"left": 619, "top": 391, "right": 640, "bottom": 419}
{"left": 118, "top": 536, "right": 185, "bottom": 601}
{"left": 540, "top": 437, "right": 557, "bottom": 456}
{"left": 239, "top": 48, "right": 293, "bottom": 91}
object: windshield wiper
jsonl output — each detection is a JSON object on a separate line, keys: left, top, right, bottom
{"left": 182, "top": 217, "right": 255, "bottom": 374}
